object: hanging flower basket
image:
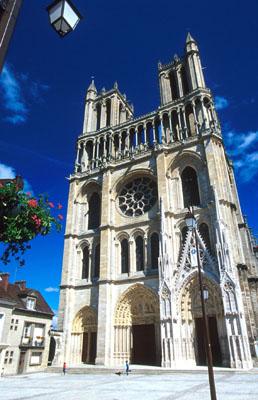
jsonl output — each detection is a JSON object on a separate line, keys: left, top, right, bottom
{"left": 0, "top": 182, "right": 63, "bottom": 265}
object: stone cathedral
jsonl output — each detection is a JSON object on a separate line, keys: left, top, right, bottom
{"left": 55, "top": 34, "right": 258, "bottom": 369}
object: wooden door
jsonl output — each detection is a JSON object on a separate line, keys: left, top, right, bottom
{"left": 82, "top": 332, "right": 88, "bottom": 363}
{"left": 132, "top": 324, "right": 156, "bottom": 365}
{"left": 89, "top": 332, "right": 97, "bottom": 364}
{"left": 195, "top": 317, "right": 222, "bottom": 366}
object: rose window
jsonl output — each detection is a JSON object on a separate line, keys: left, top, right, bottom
{"left": 118, "top": 177, "right": 157, "bottom": 217}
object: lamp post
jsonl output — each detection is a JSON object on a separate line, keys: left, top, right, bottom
{"left": 184, "top": 210, "right": 217, "bottom": 400}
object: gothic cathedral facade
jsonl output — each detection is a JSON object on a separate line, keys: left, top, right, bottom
{"left": 55, "top": 34, "right": 258, "bottom": 369}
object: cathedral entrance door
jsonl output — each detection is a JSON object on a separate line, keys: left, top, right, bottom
{"left": 82, "top": 332, "right": 88, "bottom": 363}
{"left": 132, "top": 324, "right": 156, "bottom": 365}
{"left": 89, "top": 332, "right": 97, "bottom": 364}
{"left": 195, "top": 316, "right": 222, "bottom": 366}
{"left": 82, "top": 332, "right": 97, "bottom": 364}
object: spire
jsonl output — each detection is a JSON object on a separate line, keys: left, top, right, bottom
{"left": 186, "top": 32, "right": 195, "bottom": 43}
{"left": 87, "top": 77, "right": 97, "bottom": 93}
{"left": 86, "top": 77, "right": 97, "bottom": 102}
{"left": 185, "top": 32, "right": 199, "bottom": 53}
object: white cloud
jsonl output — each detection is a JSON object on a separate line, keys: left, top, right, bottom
{"left": 0, "top": 64, "right": 28, "bottom": 124}
{"left": 0, "top": 64, "right": 50, "bottom": 125}
{"left": 0, "top": 163, "right": 15, "bottom": 179}
{"left": 0, "top": 162, "right": 33, "bottom": 193}
{"left": 45, "top": 287, "right": 59, "bottom": 293}
{"left": 225, "top": 130, "right": 258, "bottom": 156}
{"left": 224, "top": 130, "right": 258, "bottom": 183}
{"left": 215, "top": 96, "right": 229, "bottom": 110}
{"left": 238, "top": 132, "right": 257, "bottom": 151}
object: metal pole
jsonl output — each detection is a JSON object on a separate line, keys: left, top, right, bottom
{"left": 194, "top": 227, "right": 217, "bottom": 400}
{"left": 0, "top": 0, "right": 23, "bottom": 72}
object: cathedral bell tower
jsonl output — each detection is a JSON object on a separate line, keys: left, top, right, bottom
{"left": 55, "top": 33, "right": 257, "bottom": 370}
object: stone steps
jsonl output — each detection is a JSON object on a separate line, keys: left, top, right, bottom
{"left": 47, "top": 365, "right": 258, "bottom": 375}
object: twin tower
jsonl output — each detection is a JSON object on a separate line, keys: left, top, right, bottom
{"left": 56, "top": 34, "right": 258, "bottom": 370}
{"left": 76, "top": 32, "right": 216, "bottom": 174}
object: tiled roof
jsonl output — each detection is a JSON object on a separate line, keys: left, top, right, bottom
{"left": 0, "top": 283, "right": 54, "bottom": 316}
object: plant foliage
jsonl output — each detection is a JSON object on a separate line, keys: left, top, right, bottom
{"left": 0, "top": 182, "right": 62, "bottom": 265}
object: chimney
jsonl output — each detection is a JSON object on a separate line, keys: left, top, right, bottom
{"left": 0, "top": 273, "right": 10, "bottom": 291}
{"left": 15, "top": 280, "right": 26, "bottom": 291}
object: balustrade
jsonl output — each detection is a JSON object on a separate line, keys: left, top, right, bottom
{"left": 76, "top": 93, "right": 219, "bottom": 173}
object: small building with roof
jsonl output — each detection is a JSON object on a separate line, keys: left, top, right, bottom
{"left": 0, "top": 272, "right": 54, "bottom": 375}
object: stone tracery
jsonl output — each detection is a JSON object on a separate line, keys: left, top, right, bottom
{"left": 118, "top": 177, "right": 157, "bottom": 217}
{"left": 114, "top": 284, "right": 159, "bottom": 326}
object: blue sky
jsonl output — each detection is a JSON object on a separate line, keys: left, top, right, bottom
{"left": 0, "top": 0, "right": 258, "bottom": 314}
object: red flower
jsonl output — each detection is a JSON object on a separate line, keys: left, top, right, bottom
{"left": 31, "top": 215, "right": 41, "bottom": 229}
{"left": 48, "top": 202, "right": 54, "bottom": 208}
{"left": 28, "top": 199, "right": 38, "bottom": 208}
{"left": 57, "top": 203, "right": 63, "bottom": 209}
{"left": 58, "top": 214, "right": 63, "bottom": 220}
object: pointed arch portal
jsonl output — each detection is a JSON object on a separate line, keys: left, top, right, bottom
{"left": 180, "top": 276, "right": 224, "bottom": 366}
{"left": 114, "top": 284, "right": 161, "bottom": 366}
{"left": 71, "top": 306, "right": 97, "bottom": 364}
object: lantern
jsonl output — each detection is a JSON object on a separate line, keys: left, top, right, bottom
{"left": 47, "top": 0, "right": 82, "bottom": 37}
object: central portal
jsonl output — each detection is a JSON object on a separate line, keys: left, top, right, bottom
{"left": 195, "top": 316, "right": 222, "bottom": 366}
{"left": 132, "top": 324, "right": 156, "bottom": 365}
{"left": 114, "top": 284, "right": 161, "bottom": 366}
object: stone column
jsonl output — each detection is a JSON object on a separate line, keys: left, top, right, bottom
{"left": 88, "top": 248, "right": 92, "bottom": 282}
{"left": 134, "top": 127, "right": 138, "bottom": 148}
{"left": 103, "top": 135, "right": 107, "bottom": 161}
{"left": 200, "top": 97, "right": 209, "bottom": 130}
{"left": 177, "top": 108, "right": 183, "bottom": 140}
{"left": 176, "top": 67, "right": 184, "bottom": 97}
{"left": 95, "top": 138, "right": 99, "bottom": 167}
{"left": 159, "top": 113, "right": 166, "bottom": 144}
{"left": 181, "top": 106, "right": 188, "bottom": 139}
{"left": 143, "top": 123, "right": 147, "bottom": 149}
{"left": 144, "top": 235, "right": 148, "bottom": 272}
{"left": 95, "top": 171, "right": 113, "bottom": 365}
{"left": 168, "top": 111, "right": 173, "bottom": 143}
{"left": 75, "top": 144, "right": 80, "bottom": 171}
{"left": 152, "top": 120, "right": 156, "bottom": 146}
{"left": 129, "top": 239, "right": 134, "bottom": 276}
{"left": 100, "top": 101, "right": 107, "bottom": 129}
{"left": 118, "top": 132, "right": 122, "bottom": 157}
{"left": 191, "top": 100, "right": 199, "bottom": 135}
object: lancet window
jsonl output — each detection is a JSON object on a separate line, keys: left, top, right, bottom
{"left": 150, "top": 233, "right": 159, "bottom": 269}
{"left": 88, "top": 192, "right": 101, "bottom": 229}
{"left": 181, "top": 166, "right": 200, "bottom": 208}
{"left": 82, "top": 246, "right": 89, "bottom": 279}
{"left": 169, "top": 70, "right": 179, "bottom": 100}
{"left": 121, "top": 239, "right": 129, "bottom": 274}
{"left": 135, "top": 236, "right": 144, "bottom": 271}
{"left": 199, "top": 223, "right": 212, "bottom": 253}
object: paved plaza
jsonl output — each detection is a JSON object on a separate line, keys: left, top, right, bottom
{"left": 1, "top": 369, "right": 258, "bottom": 400}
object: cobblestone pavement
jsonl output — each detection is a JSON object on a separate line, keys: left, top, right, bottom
{"left": 1, "top": 370, "right": 258, "bottom": 400}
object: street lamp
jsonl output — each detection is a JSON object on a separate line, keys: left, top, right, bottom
{"left": 184, "top": 209, "right": 217, "bottom": 400}
{"left": 46, "top": 0, "right": 83, "bottom": 37}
